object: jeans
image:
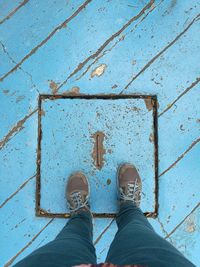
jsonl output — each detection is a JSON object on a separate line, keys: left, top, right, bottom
{"left": 14, "top": 202, "right": 195, "bottom": 267}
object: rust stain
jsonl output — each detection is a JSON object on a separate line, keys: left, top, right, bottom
{"left": 144, "top": 98, "right": 153, "bottom": 111}
{"left": 91, "top": 131, "right": 105, "bottom": 170}
{"left": 91, "top": 64, "right": 107, "bottom": 78}
{"left": 49, "top": 80, "right": 59, "bottom": 95}
{"left": 39, "top": 109, "right": 46, "bottom": 116}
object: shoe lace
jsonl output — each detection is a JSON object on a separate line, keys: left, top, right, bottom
{"left": 69, "top": 191, "right": 88, "bottom": 212}
{"left": 120, "top": 182, "right": 140, "bottom": 205}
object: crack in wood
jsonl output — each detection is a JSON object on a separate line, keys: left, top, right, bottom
{"left": 157, "top": 217, "right": 173, "bottom": 244}
{"left": 94, "top": 219, "right": 115, "bottom": 245}
{"left": 0, "top": 174, "right": 36, "bottom": 209}
{"left": 119, "top": 13, "right": 200, "bottom": 94}
{"left": 159, "top": 137, "right": 200, "bottom": 177}
{"left": 0, "top": 41, "right": 39, "bottom": 93}
{"left": 0, "top": 0, "right": 92, "bottom": 82}
{"left": 0, "top": 109, "right": 38, "bottom": 150}
{"left": 3, "top": 219, "right": 54, "bottom": 267}
{"left": 0, "top": 0, "right": 29, "bottom": 25}
{"left": 56, "top": 0, "right": 155, "bottom": 91}
{"left": 158, "top": 77, "right": 200, "bottom": 117}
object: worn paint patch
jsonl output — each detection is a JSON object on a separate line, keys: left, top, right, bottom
{"left": 91, "top": 131, "right": 105, "bottom": 170}
{"left": 91, "top": 64, "right": 107, "bottom": 78}
{"left": 63, "top": 86, "right": 80, "bottom": 95}
{"left": 144, "top": 98, "right": 153, "bottom": 111}
{"left": 184, "top": 213, "right": 196, "bottom": 233}
{"left": 49, "top": 80, "right": 59, "bottom": 95}
{"left": 149, "top": 133, "right": 154, "bottom": 143}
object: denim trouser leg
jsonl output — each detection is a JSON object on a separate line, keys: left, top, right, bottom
{"left": 14, "top": 211, "right": 97, "bottom": 267}
{"left": 106, "top": 202, "right": 195, "bottom": 267}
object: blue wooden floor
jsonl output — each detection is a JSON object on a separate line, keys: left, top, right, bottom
{"left": 0, "top": 0, "right": 200, "bottom": 266}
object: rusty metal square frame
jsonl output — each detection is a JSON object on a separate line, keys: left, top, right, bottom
{"left": 36, "top": 94, "right": 159, "bottom": 218}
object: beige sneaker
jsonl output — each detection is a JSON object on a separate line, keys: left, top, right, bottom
{"left": 118, "top": 163, "right": 142, "bottom": 207}
{"left": 66, "top": 172, "right": 90, "bottom": 212}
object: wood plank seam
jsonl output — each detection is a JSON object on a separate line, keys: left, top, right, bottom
{"left": 75, "top": 0, "right": 164, "bottom": 82}
{"left": 3, "top": 219, "right": 54, "bottom": 267}
{"left": 0, "top": 174, "right": 36, "bottom": 208}
{"left": 56, "top": 0, "right": 155, "bottom": 91}
{"left": 94, "top": 219, "right": 115, "bottom": 246}
{"left": 158, "top": 77, "right": 200, "bottom": 117}
{"left": 119, "top": 13, "right": 200, "bottom": 94}
{"left": 0, "top": 0, "right": 29, "bottom": 25}
{"left": 159, "top": 137, "right": 200, "bottom": 177}
{"left": 0, "top": 41, "right": 39, "bottom": 93}
{"left": 0, "top": 0, "right": 93, "bottom": 82}
{"left": 0, "top": 109, "right": 38, "bottom": 150}
{"left": 165, "top": 202, "right": 200, "bottom": 239}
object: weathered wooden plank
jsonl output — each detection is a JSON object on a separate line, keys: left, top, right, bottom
{"left": 0, "top": 0, "right": 88, "bottom": 77}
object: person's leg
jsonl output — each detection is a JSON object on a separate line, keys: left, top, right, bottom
{"left": 106, "top": 202, "right": 195, "bottom": 267}
{"left": 14, "top": 210, "right": 96, "bottom": 267}
{"left": 14, "top": 172, "right": 97, "bottom": 267}
{"left": 106, "top": 163, "right": 195, "bottom": 267}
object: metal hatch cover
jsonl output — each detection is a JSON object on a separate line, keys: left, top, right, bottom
{"left": 36, "top": 94, "right": 158, "bottom": 218}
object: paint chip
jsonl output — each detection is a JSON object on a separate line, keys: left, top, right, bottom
{"left": 3, "top": 89, "right": 9, "bottom": 95}
{"left": 149, "top": 133, "right": 154, "bottom": 143}
{"left": 107, "top": 179, "right": 111, "bottom": 185}
{"left": 184, "top": 214, "right": 196, "bottom": 233}
{"left": 91, "top": 64, "right": 107, "bottom": 78}
{"left": 49, "top": 80, "right": 59, "bottom": 95}
{"left": 112, "top": 84, "right": 118, "bottom": 89}
{"left": 16, "top": 95, "right": 25, "bottom": 103}
{"left": 63, "top": 86, "right": 80, "bottom": 96}
{"left": 144, "top": 98, "right": 153, "bottom": 111}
